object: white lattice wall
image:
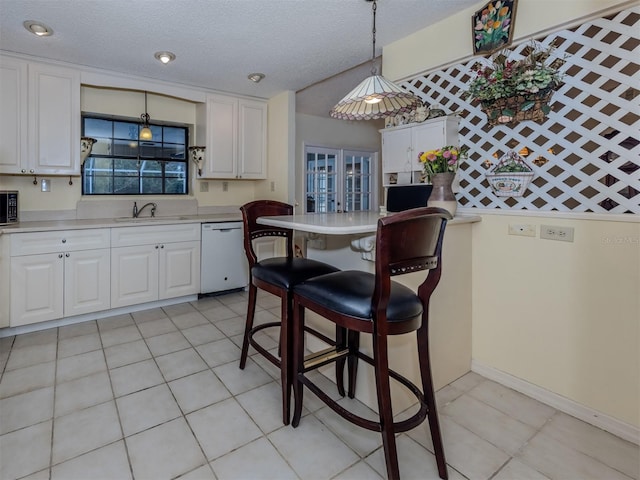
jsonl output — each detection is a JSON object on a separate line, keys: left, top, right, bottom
{"left": 400, "top": 7, "right": 639, "bottom": 215}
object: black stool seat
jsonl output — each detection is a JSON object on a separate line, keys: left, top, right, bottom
{"left": 253, "top": 258, "right": 338, "bottom": 290}
{"left": 295, "top": 270, "right": 423, "bottom": 325}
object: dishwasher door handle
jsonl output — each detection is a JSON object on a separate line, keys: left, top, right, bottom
{"left": 219, "top": 228, "right": 237, "bottom": 232}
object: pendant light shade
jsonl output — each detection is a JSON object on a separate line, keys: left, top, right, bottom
{"left": 139, "top": 91, "right": 153, "bottom": 140}
{"left": 330, "top": 0, "right": 421, "bottom": 120}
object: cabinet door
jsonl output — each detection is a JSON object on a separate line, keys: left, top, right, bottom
{"left": 202, "top": 94, "right": 238, "bottom": 179}
{"left": 0, "top": 57, "right": 27, "bottom": 174}
{"left": 111, "top": 245, "right": 159, "bottom": 308}
{"left": 64, "top": 248, "right": 110, "bottom": 317}
{"left": 411, "top": 122, "right": 447, "bottom": 171}
{"left": 238, "top": 99, "right": 267, "bottom": 179}
{"left": 381, "top": 128, "right": 413, "bottom": 185}
{"left": 10, "top": 253, "right": 64, "bottom": 326}
{"left": 28, "top": 63, "right": 81, "bottom": 175}
{"left": 159, "top": 241, "right": 200, "bottom": 300}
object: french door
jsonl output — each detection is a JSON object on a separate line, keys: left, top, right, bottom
{"left": 304, "top": 146, "right": 377, "bottom": 213}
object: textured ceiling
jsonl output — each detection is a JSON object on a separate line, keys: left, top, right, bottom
{"left": 0, "top": 0, "right": 479, "bottom": 115}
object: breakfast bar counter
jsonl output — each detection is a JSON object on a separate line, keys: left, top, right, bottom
{"left": 258, "top": 211, "right": 480, "bottom": 412}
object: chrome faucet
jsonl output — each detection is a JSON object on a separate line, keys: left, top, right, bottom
{"left": 132, "top": 201, "right": 157, "bottom": 218}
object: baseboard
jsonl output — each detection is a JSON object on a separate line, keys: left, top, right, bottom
{"left": 471, "top": 360, "right": 640, "bottom": 446}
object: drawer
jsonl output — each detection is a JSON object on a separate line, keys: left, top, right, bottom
{"left": 111, "top": 223, "right": 200, "bottom": 247}
{"left": 11, "top": 229, "right": 110, "bottom": 256}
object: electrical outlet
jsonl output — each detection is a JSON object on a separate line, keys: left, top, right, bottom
{"left": 222, "top": 181, "right": 228, "bottom": 192}
{"left": 270, "top": 181, "right": 275, "bottom": 192}
{"left": 540, "top": 224, "right": 574, "bottom": 242}
{"left": 508, "top": 224, "right": 535, "bottom": 237}
{"left": 199, "top": 181, "right": 209, "bottom": 192}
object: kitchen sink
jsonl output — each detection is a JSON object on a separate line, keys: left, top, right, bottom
{"left": 113, "top": 216, "right": 191, "bottom": 223}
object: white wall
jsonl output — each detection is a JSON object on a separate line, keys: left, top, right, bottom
{"left": 383, "top": 0, "right": 640, "bottom": 432}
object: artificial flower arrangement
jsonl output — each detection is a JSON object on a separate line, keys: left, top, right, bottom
{"left": 464, "top": 41, "right": 565, "bottom": 125}
{"left": 418, "top": 145, "right": 469, "bottom": 179}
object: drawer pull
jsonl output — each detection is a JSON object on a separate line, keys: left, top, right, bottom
{"left": 58, "top": 253, "right": 63, "bottom": 259}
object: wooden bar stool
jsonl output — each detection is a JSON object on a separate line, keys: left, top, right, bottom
{"left": 291, "top": 207, "right": 452, "bottom": 480}
{"left": 239, "top": 200, "right": 340, "bottom": 425}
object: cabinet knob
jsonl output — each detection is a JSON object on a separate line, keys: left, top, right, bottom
{"left": 65, "top": 253, "right": 70, "bottom": 258}
{"left": 160, "top": 245, "right": 164, "bottom": 249}
{"left": 155, "top": 245, "right": 159, "bottom": 249}
{"left": 62, "top": 239, "right": 67, "bottom": 243}
{"left": 21, "top": 169, "right": 26, "bottom": 173}
{"left": 58, "top": 253, "right": 63, "bottom": 258}
{"left": 30, "top": 169, "right": 34, "bottom": 174}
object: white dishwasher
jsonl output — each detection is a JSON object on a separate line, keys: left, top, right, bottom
{"left": 201, "top": 222, "right": 249, "bottom": 294}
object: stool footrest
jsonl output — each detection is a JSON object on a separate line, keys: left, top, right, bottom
{"left": 303, "top": 347, "right": 349, "bottom": 371}
{"left": 248, "top": 322, "right": 281, "bottom": 367}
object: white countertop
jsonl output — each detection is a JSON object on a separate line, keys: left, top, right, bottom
{"left": 0, "top": 213, "right": 243, "bottom": 235}
{"left": 257, "top": 211, "right": 481, "bottom": 235}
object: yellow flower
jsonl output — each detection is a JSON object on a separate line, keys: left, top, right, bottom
{"left": 493, "top": 20, "right": 502, "bottom": 29}
{"left": 499, "top": 6, "right": 509, "bottom": 16}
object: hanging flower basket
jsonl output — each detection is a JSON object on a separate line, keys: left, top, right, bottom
{"left": 481, "top": 89, "right": 554, "bottom": 126}
{"left": 485, "top": 150, "right": 534, "bottom": 197}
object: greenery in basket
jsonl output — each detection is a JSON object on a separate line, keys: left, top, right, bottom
{"left": 418, "top": 145, "right": 469, "bottom": 177}
{"left": 464, "top": 41, "right": 565, "bottom": 106}
{"left": 492, "top": 150, "right": 533, "bottom": 173}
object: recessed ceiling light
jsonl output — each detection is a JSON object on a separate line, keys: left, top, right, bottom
{"left": 248, "top": 73, "right": 265, "bottom": 83}
{"left": 154, "top": 51, "right": 176, "bottom": 64}
{"left": 23, "top": 20, "right": 53, "bottom": 37}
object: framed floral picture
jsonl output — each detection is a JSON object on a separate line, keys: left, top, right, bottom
{"left": 472, "top": 0, "right": 518, "bottom": 55}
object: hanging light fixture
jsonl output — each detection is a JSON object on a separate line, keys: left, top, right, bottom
{"left": 330, "top": 0, "right": 421, "bottom": 120}
{"left": 139, "top": 91, "right": 153, "bottom": 140}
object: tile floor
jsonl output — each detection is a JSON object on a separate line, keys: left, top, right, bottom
{"left": 0, "top": 291, "right": 638, "bottom": 480}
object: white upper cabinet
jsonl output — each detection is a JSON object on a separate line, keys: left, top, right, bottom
{"left": 0, "top": 57, "right": 27, "bottom": 173}
{"left": 380, "top": 115, "right": 459, "bottom": 186}
{"left": 0, "top": 56, "right": 81, "bottom": 175}
{"left": 197, "top": 93, "right": 267, "bottom": 179}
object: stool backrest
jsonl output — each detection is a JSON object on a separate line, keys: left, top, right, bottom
{"left": 240, "top": 200, "right": 294, "bottom": 267}
{"left": 373, "top": 207, "right": 452, "bottom": 320}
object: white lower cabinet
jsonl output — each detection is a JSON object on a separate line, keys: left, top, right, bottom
{"left": 110, "top": 224, "right": 200, "bottom": 309}
{"left": 9, "top": 229, "right": 110, "bottom": 327}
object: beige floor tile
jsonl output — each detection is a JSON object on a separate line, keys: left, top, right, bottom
{"left": 468, "top": 380, "right": 556, "bottom": 429}
{"left": 54, "top": 371, "right": 113, "bottom": 417}
{"left": 332, "top": 460, "right": 385, "bottom": 480}
{"left": 169, "top": 370, "right": 231, "bottom": 414}
{"left": 200, "top": 304, "right": 239, "bottom": 322}
{"left": 0, "top": 386, "right": 54, "bottom": 434}
{"left": 171, "top": 311, "right": 211, "bottom": 329}
{"left": 155, "top": 347, "right": 208, "bottom": 382}
{"left": 443, "top": 394, "right": 536, "bottom": 455}
{"left": 20, "top": 468, "right": 50, "bottom": 480}
{"left": 57, "top": 333, "right": 102, "bottom": 358}
{"left": 162, "top": 302, "right": 197, "bottom": 317}
{"left": 187, "top": 398, "right": 262, "bottom": 460}
{"left": 100, "top": 325, "right": 143, "bottom": 347}
{"left": 366, "top": 435, "right": 462, "bottom": 480}
{"left": 492, "top": 459, "right": 550, "bottom": 480}
{"left": 448, "top": 372, "right": 485, "bottom": 393}
{"left": 269, "top": 415, "right": 359, "bottom": 480}
{"left": 236, "top": 382, "right": 289, "bottom": 434}
{"left": 145, "top": 331, "right": 191, "bottom": 356}
{"left": 5, "top": 342, "right": 57, "bottom": 370}
{"left": 97, "top": 313, "right": 134, "bottom": 331}
{"left": 181, "top": 323, "right": 225, "bottom": 346}
{"left": 104, "top": 339, "right": 152, "bottom": 369}
{"left": 314, "top": 398, "right": 383, "bottom": 457}
{"left": 0, "top": 420, "right": 52, "bottom": 480}
{"left": 0, "top": 361, "right": 56, "bottom": 398}
{"left": 541, "top": 412, "right": 639, "bottom": 479}
{"left": 56, "top": 349, "right": 106, "bottom": 383}
{"left": 190, "top": 296, "right": 223, "bottom": 312}
{"left": 196, "top": 338, "right": 241, "bottom": 368}
{"left": 57, "top": 321, "right": 98, "bottom": 340}
{"left": 51, "top": 440, "right": 132, "bottom": 480}
{"left": 215, "top": 316, "right": 247, "bottom": 337}
{"left": 132, "top": 307, "right": 167, "bottom": 323}
{"left": 213, "top": 357, "right": 272, "bottom": 395}
{"left": 176, "top": 464, "right": 216, "bottom": 480}
{"left": 109, "top": 359, "right": 164, "bottom": 397}
{"left": 517, "top": 432, "right": 632, "bottom": 480}
{"left": 136, "top": 317, "right": 178, "bottom": 338}
{"left": 12, "top": 328, "right": 57, "bottom": 349}
{"left": 52, "top": 401, "right": 122, "bottom": 464}
{"left": 126, "top": 418, "right": 206, "bottom": 480}
{"left": 211, "top": 437, "right": 298, "bottom": 480}
{"left": 408, "top": 415, "right": 509, "bottom": 480}
{"left": 117, "top": 384, "right": 182, "bottom": 436}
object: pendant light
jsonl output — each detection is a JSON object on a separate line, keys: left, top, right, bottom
{"left": 330, "top": 0, "right": 421, "bottom": 120}
{"left": 139, "top": 91, "right": 153, "bottom": 140}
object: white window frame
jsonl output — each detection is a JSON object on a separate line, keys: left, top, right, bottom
{"left": 303, "top": 145, "right": 378, "bottom": 214}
